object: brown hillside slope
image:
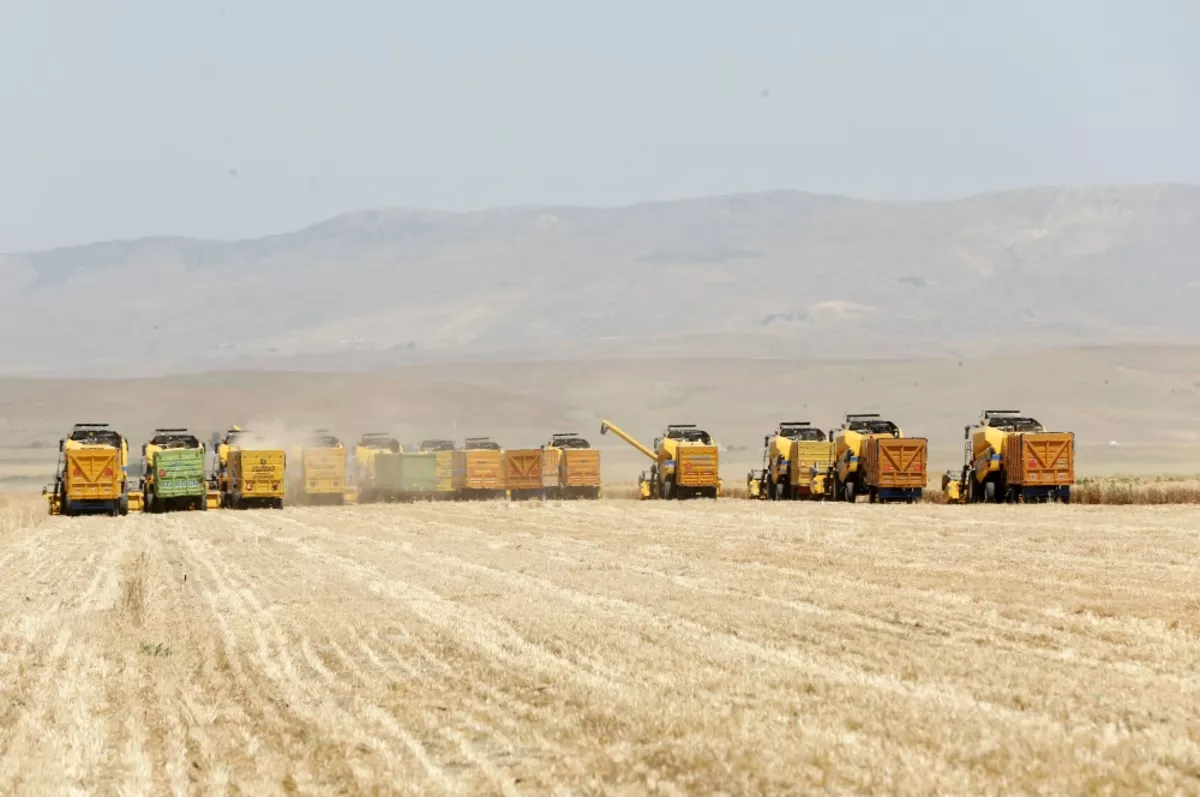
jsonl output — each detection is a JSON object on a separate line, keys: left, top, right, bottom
{"left": 2, "top": 185, "right": 1200, "bottom": 374}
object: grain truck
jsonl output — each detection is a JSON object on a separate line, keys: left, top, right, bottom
{"left": 212, "top": 426, "right": 286, "bottom": 509}
{"left": 754, "top": 421, "right": 833, "bottom": 501}
{"left": 543, "top": 432, "right": 601, "bottom": 500}
{"left": 419, "top": 439, "right": 457, "bottom": 497}
{"left": 44, "top": 423, "right": 132, "bottom": 516}
{"left": 599, "top": 421, "right": 720, "bottom": 499}
{"left": 453, "top": 437, "right": 503, "bottom": 499}
{"left": 353, "top": 432, "right": 402, "bottom": 503}
{"left": 140, "top": 428, "right": 208, "bottom": 513}
{"left": 958, "top": 410, "right": 1074, "bottom": 503}
{"left": 830, "top": 414, "right": 926, "bottom": 503}
{"left": 291, "top": 430, "right": 349, "bottom": 506}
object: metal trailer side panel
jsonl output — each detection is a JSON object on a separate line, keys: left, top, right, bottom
{"left": 1008, "top": 433, "right": 1074, "bottom": 487}
{"left": 864, "top": 438, "right": 928, "bottom": 489}
{"left": 561, "top": 449, "right": 601, "bottom": 488}
{"left": 151, "top": 448, "right": 207, "bottom": 499}
{"left": 502, "top": 450, "right": 544, "bottom": 491}
{"left": 65, "top": 448, "right": 123, "bottom": 501}
{"left": 434, "top": 451, "right": 455, "bottom": 493}
{"left": 231, "top": 449, "right": 287, "bottom": 499}
{"left": 676, "top": 446, "right": 719, "bottom": 488}
{"left": 787, "top": 440, "right": 834, "bottom": 490}
{"left": 455, "top": 450, "right": 502, "bottom": 491}
{"left": 542, "top": 449, "right": 563, "bottom": 489}
{"left": 399, "top": 453, "right": 438, "bottom": 493}
{"left": 302, "top": 448, "right": 346, "bottom": 495}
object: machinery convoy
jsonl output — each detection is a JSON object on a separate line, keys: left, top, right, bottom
{"left": 41, "top": 410, "right": 1075, "bottom": 514}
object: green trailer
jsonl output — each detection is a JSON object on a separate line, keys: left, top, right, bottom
{"left": 375, "top": 452, "right": 438, "bottom": 500}
{"left": 145, "top": 447, "right": 208, "bottom": 513}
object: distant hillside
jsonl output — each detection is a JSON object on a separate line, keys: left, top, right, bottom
{"left": 3, "top": 185, "right": 1200, "bottom": 375}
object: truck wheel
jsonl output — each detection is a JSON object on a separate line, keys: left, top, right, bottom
{"left": 868, "top": 488, "right": 877, "bottom": 504}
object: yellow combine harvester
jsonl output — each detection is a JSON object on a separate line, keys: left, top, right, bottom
{"left": 291, "top": 430, "right": 351, "bottom": 506}
{"left": 354, "top": 432, "right": 402, "bottom": 503}
{"left": 212, "top": 426, "right": 286, "bottom": 509}
{"left": 542, "top": 432, "right": 602, "bottom": 499}
{"left": 953, "top": 410, "right": 1074, "bottom": 503}
{"left": 753, "top": 421, "right": 833, "bottom": 501}
{"left": 44, "top": 423, "right": 133, "bottom": 516}
{"left": 599, "top": 420, "right": 720, "bottom": 499}
{"left": 140, "top": 428, "right": 210, "bottom": 513}
{"left": 831, "top": 414, "right": 927, "bottom": 503}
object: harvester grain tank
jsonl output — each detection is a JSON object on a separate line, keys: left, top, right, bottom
{"left": 543, "top": 432, "right": 601, "bottom": 500}
{"left": 419, "top": 439, "right": 457, "bottom": 497}
{"left": 291, "top": 430, "right": 350, "bottom": 506}
{"left": 503, "top": 447, "right": 546, "bottom": 500}
{"left": 44, "top": 423, "right": 132, "bottom": 516}
{"left": 212, "top": 426, "right": 286, "bottom": 509}
{"left": 453, "top": 437, "right": 503, "bottom": 499}
{"left": 354, "top": 432, "right": 402, "bottom": 503}
{"left": 374, "top": 451, "right": 438, "bottom": 501}
{"left": 754, "top": 422, "right": 833, "bottom": 500}
{"left": 140, "top": 428, "right": 209, "bottom": 513}
{"left": 830, "top": 414, "right": 927, "bottom": 503}
{"left": 958, "top": 410, "right": 1074, "bottom": 503}
{"left": 599, "top": 420, "right": 720, "bottom": 499}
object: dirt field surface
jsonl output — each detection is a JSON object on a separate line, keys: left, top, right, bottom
{"left": 1, "top": 498, "right": 1199, "bottom": 795}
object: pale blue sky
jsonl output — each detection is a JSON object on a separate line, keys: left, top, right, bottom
{"left": 1, "top": 0, "right": 1197, "bottom": 250}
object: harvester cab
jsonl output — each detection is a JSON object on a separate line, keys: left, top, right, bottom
{"left": 464, "top": 437, "right": 502, "bottom": 451}
{"left": 357, "top": 432, "right": 401, "bottom": 453}
{"left": 46, "top": 423, "right": 132, "bottom": 516}
{"left": 418, "top": 439, "right": 457, "bottom": 452}
{"left": 546, "top": 432, "right": 591, "bottom": 450}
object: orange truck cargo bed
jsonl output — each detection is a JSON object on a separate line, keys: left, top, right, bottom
{"left": 65, "top": 448, "right": 122, "bottom": 501}
{"left": 502, "top": 449, "right": 544, "bottom": 492}
{"left": 676, "top": 446, "right": 719, "bottom": 488}
{"left": 561, "top": 449, "right": 601, "bottom": 489}
{"left": 1007, "top": 433, "right": 1074, "bottom": 486}
{"left": 453, "top": 450, "right": 502, "bottom": 491}
{"left": 862, "top": 438, "right": 927, "bottom": 489}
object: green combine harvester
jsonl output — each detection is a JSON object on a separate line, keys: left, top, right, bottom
{"left": 141, "top": 428, "right": 209, "bottom": 513}
{"left": 374, "top": 452, "right": 438, "bottom": 501}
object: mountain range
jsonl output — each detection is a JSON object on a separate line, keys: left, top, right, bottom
{"left": 2, "top": 184, "right": 1199, "bottom": 375}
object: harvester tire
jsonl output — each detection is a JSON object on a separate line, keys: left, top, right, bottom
{"left": 662, "top": 480, "right": 674, "bottom": 500}
{"left": 868, "top": 488, "right": 877, "bottom": 504}
{"left": 844, "top": 480, "right": 856, "bottom": 503}
{"left": 984, "top": 481, "right": 996, "bottom": 503}
{"left": 119, "top": 495, "right": 130, "bottom": 517}
{"left": 774, "top": 482, "right": 786, "bottom": 501}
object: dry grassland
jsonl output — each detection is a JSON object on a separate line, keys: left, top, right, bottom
{"left": 1, "top": 498, "right": 1198, "bottom": 795}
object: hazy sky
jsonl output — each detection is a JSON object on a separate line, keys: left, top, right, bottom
{"left": 2, "top": 0, "right": 1197, "bottom": 250}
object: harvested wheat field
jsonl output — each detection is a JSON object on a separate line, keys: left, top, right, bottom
{"left": 1, "top": 497, "right": 1199, "bottom": 795}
